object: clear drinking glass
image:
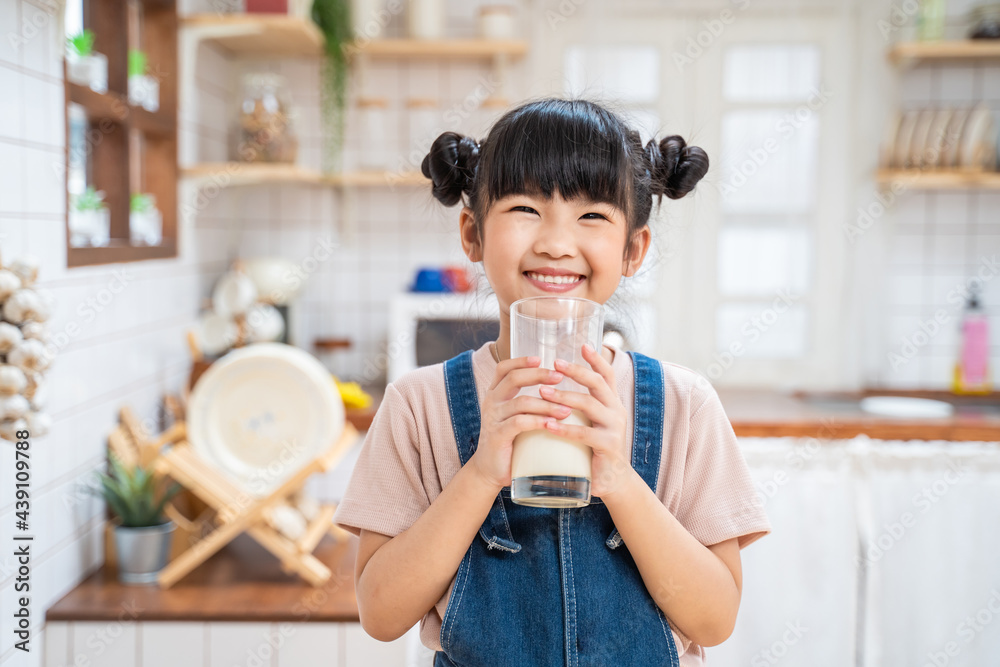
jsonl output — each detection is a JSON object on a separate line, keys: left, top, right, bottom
{"left": 509, "top": 296, "right": 604, "bottom": 508}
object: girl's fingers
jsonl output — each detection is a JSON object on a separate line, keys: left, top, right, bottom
{"left": 581, "top": 343, "right": 617, "bottom": 389}
{"left": 537, "top": 385, "right": 604, "bottom": 422}
{"left": 553, "top": 352, "right": 616, "bottom": 406}
{"left": 499, "top": 413, "right": 555, "bottom": 439}
{"left": 490, "top": 355, "right": 541, "bottom": 390}
{"left": 496, "top": 367, "right": 564, "bottom": 398}
{"left": 543, "top": 419, "right": 601, "bottom": 449}
{"left": 498, "top": 395, "right": 572, "bottom": 421}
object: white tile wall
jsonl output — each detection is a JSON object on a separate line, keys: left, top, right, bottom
{"left": 878, "top": 60, "right": 1000, "bottom": 389}
{"left": 0, "top": 4, "right": 224, "bottom": 666}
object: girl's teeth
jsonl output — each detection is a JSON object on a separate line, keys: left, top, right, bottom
{"left": 527, "top": 272, "right": 581, "bottom": 284}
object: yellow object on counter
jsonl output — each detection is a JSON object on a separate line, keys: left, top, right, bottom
{"left": 333, "top": 375, "right": 373, "bottom": 410}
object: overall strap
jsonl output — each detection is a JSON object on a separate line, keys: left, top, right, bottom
{"left": 443, "top": 350, "right": 522, "bottom": 553}
{"left": 606, "top": 351, "right": 665, "bottom": 550}
{"left": 628, "top": 351, "right": 665, "bottom": 491}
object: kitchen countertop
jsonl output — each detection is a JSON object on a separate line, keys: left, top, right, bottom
{"left": 46, "top": 533, "right": 361, "bottom": 623}
{"left": 719, "top": 388, "right": 1000, "bottom": 441}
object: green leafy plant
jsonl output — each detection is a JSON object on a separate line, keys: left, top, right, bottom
{"left": 311, "top": 0, "right": 352, "bottom": 173}
{"left": 128, "top": 49, "right": 148, "bottom": 78}
{"left": 72, "top": 186, "right": 107, "bottom": 212}
{"left": 130, "top": 192, "right": 156, "bottom": 214}
{"left": 67, "top": 29, "right": 96, "bottom": 57}
{"left": 87, "top": 453, "right": 183, "bottom": 528}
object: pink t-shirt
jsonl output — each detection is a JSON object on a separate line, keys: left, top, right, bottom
{"left": 333, "top": 341, "right": 771, "bottom": 663}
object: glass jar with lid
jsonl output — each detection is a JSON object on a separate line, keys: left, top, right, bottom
{"left": 233, "top": 72, "right": 298, "bottom": 163}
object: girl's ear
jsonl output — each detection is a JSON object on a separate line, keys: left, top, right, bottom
{"left": 622, "top": 225, "right": 652, "bottom": 277}
{"left": 460, "top": 206, "right": 483, "bottom": 262}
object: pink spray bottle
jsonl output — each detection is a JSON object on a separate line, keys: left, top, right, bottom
{"left": 952, "top": 284, "right": 992, "bottom": 395}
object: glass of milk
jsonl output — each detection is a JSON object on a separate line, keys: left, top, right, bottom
{"left": 509, "top": 296, "right": 604, "bottom": 508}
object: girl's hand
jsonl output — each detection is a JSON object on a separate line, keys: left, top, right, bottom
{"left": 538, "top": 344, "right": 632, "bottom": 498}
{"left": 468, "top": 355, "right": 571, "bottom": 490}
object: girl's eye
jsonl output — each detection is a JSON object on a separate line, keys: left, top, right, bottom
{"left": 512, "top": 205, "right": 539, "bottom": 215}
{"left": 581, "top": 212, "right": 607, "bottom": 220}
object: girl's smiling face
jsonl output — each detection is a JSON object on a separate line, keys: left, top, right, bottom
{"left": 460, "top": 189, "right": 651, "bottom": 357}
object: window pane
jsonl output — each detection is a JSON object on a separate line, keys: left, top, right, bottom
{"left": 719, "top": 109, "right": 818, "bottom": 214}
{"left": 723, "top": 45, "right": 821, "bottom": 103}
{"left": 717, "top": 226, "right": 811, "bottom": 296}
{"left": 565, "top": 46, "right": 659, "bottom": 103}
{"left": 715, "top": 302, "right": 809, "bottom": 358}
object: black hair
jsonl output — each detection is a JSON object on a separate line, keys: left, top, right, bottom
{"left": 420, "top": 97, "right": 709, "bottom": 255}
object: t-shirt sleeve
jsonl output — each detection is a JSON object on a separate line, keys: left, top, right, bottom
{"left": 332, "top": 382, "right": 430, "bottom": 538}
{"left": 674, "top": 377, "right": 771, "bottom": 550}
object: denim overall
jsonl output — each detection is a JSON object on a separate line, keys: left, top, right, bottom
{"left": 434, "top": 349, "right": 680, "bottom": 667}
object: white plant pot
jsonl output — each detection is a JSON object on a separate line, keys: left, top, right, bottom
{"left": 128, "top": 74, "right": 159, "bottom": 112}
{"left": 130, "top": 209, "right": 162, "bottom": 245}
{"left": 69, "top": 208, "right": 110, "bottom": 247}
{"left": 67, "top": 53, "right": 108, "bottom": 94}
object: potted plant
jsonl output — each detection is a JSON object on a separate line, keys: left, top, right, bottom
{"left": 66, "top": 29, "right": 108, "bottom": 94}
{"left": 311, "top": 0, "right": 352, "bottom": 172}
{"left": 127, "top": 50, "right": 159, "bottom": 112}
{"left": 129, "top": 192, "right": 162, "bottom": 245}
{"left": 69, "top": 186, "right": 110, "bottom": 247}
{"left": 87, "top": 454, "right": 183, "bottom": 584}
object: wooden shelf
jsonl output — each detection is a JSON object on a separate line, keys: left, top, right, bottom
{"left": 876, "top": 168, "right": 1000, "bottom": 190}
{"left": 181, "top": 14, "right": 324, "bottom": 57}
{"left": 181, "top": 162, "right": 428, "bottom": 188}
{"left": 347, "top": 38, "right": 528, "bottom": 60}
{"left": 889, "top": 40, "right": 1000, "bottom": 64}
{"left": 181, "top": 16, "right": 528, "bottom": 61}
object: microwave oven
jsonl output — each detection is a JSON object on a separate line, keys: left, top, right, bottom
{"left": 386, "top": 292, "right": 653, "bottom": 383}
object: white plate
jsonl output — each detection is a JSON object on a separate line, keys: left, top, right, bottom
{"left": 859, "top": 396, "right": 954, "bottom": 419}
{"left": 187, "top": 342, "right": 345, "bottom": 497}
{"left": 893, "top": 110, "right": 920, "bottom": 168}
{"left": 943, "top": 106, "right": 970, "bottom": 169}
{"left": 924, "top": 108, "right": 953, "bottom": 169}
{"left": 959, "top": 103, "right": 997, "bottom": 169}
{"left": 213, "top": 270, "right": 258, "bottom": 317}
{"left": 909, "top": 109, "right": 937, "bottom": 168}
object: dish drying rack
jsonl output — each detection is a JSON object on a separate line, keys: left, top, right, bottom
{"left": 105, "top": 402, "right": 356, "bottom": 588}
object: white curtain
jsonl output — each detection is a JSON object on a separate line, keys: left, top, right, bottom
{"left": 709, "top": 436, "right": 1000, "bottom": 667}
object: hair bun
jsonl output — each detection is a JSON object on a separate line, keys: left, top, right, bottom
{"left": 645, "top": 135, "right": 709, "bottom": 200}
{"left": 420, "top": 132, "right": 481, "bottom": 206}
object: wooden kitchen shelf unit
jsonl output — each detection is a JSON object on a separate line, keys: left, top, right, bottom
{"left": 181, "top": 162, "right": 427, "bottom": 188}
{"left": 181, "top": 13, "right": 528, "bottom": 61}
{"left": 181, "top": 13, "right": 324, "bottom": 57}
{"left": 889, "top": 39, "right": 1000, "bottom": 65}
{"left": 348, "top": 38, "right": 529, "bottom": 60}
{"left": 876, "top": 168, "right": 1000, "bottom": 190}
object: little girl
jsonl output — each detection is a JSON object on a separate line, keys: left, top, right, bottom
{"left": 333, "top": 98, "right": 772, "bottom": 667}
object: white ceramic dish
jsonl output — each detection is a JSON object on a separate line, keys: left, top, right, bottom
{"left": 943, "top": 106, "right": 971, "bottom": 168}
{"left": 959, "top": 103, "right": 997, "bottom": 169}
{"left": 924, "top": 108, "right": 953, "bottom": 169}
{"left": 213, "top": 270, "right": 258, "bottom": 317}
{"left": 187, "top": 343, "right": 345, "bottom": 497}
{"left": 859, "top": 396, "right": 954, "bottom": 419}
{"left": 893, "top": 110, "right": 919, "bottom": 168}
{"left": 909, "top": 109, "right": 937, "bottom": 168}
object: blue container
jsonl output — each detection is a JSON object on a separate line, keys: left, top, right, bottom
{"left": 412, "top": 268, "right": 448, "bottom": 292}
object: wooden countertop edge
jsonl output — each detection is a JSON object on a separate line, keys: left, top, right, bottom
{"left": 732, "top": 420, "right": 1000, "bottom": 441}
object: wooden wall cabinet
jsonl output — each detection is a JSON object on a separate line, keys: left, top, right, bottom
{"left": 65, "top": 0, "right": 178, "bottom": 267}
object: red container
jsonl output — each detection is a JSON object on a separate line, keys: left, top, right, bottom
{"left": 246, "top": 0, "right": 288, "bottom": 13}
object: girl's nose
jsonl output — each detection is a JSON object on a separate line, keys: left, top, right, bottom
{"left": 532, "top": 217, "right": 577, "bottom": 258}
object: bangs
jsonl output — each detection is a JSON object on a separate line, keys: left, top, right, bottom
{"left": 479, "top": 100, "right": 633, "bottom": 214}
